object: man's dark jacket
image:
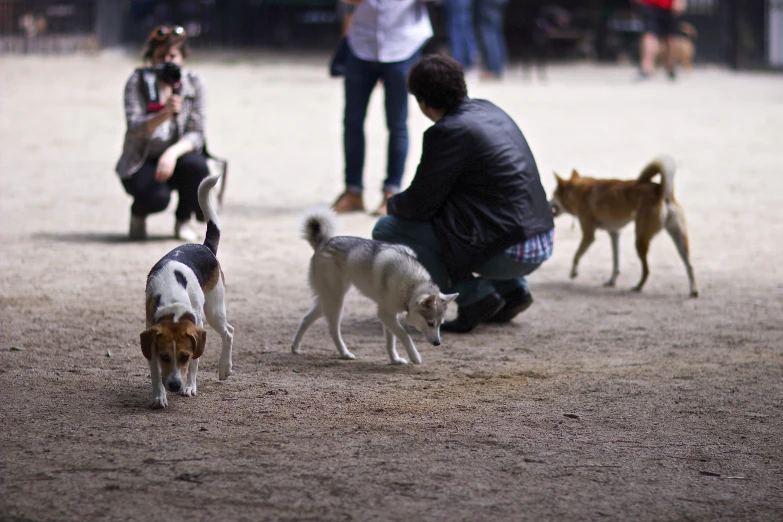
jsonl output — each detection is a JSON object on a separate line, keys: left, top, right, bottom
{"left": 387, "top": 98, "right": 554, "bottom": 285}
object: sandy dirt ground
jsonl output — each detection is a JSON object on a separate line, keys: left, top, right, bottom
{"left": 1, "top": 52, "right": 782, "bottom": 521}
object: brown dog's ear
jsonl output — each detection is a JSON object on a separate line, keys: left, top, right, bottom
{"left": 570, "top": 169, "right": 580, "bottom": 179}
{"left": 140, "top": 326, "right": 160, "bottom": 361}
{"left": 554, "top": 172, "right": 564, "bottom": 184}
{"left": 190, "top": 327, "right": 207, "bottom": 359}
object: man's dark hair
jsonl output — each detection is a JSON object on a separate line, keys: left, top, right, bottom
{"left": 407, "top": 55, "right": 467, "bottom": 112}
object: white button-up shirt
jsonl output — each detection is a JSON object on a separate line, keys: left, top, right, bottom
{"left": 346, "top": 0, "right": 433, "bottom": 63}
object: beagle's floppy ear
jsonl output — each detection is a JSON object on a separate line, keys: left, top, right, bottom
{"left": 189, "top": 326, "right": 208, "bottom": 359}
{"left": 140, "top": 326, "right": 161, "bottom": 361}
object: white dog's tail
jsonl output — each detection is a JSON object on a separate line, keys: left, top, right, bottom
{"left": 637, "top": 155, "right": 676, "bottom": 203}
{"left": 197, "top": 174, "right": 222, "bottom": 255}
{"left": 302, "top": 206, "right": 336, "bottom": 250}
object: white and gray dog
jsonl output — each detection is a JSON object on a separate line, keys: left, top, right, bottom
{"left": 292, "top": 207, "right": 457, "bottom": 365}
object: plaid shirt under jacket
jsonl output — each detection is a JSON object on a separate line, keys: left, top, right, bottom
{"left": 115, "top": 68, "right": 206, "bottom": 178}
{"left": 504, "top": 227, "right": 555, "bottom": 264}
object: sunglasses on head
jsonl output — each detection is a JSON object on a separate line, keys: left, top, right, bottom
{"left": 150, "top": 25, "right": 186, "bottom": 41}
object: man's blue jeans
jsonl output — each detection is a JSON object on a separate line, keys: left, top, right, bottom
{"left": 444, "top": 0, "right": 479, "bottom": 69}
{"left": 476, "top": 0, "right": 509, "bottom": 77}
{"left": 372, "top": 215, "right": 542, "bottom": 306}
{"left": 343, "top": 47, "right": 421, "bottom": 194}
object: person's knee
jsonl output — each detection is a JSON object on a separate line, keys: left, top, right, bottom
{"left": 176, "top": 152, "right": 209, "bottom": 177}
{"left": 372, "top": 215, "right": 401, "bottom": 241}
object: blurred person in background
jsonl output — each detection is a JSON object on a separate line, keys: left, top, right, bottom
{"left": 331, "top": 0, "right": 434, "bottom": 217}
{"left": 443, "top": 0, "right": 480, "bottom": 79}
{"left": 636, "top": 0, "right": 687, "bottom": 80}
{"left": 476, "top": 0, "right": 509, "bottom": 79}
{"left": 115, "top": 25, "right": 208, "bottom": 241}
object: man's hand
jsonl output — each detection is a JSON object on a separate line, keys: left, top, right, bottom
{"left": 163, "top": 94, "right": 182, "bottom": 117}
{"left": 155, "top": 150, "right": 177, "bottom": 182}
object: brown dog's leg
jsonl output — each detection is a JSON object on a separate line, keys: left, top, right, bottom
{"left": 633, "top": 237, "right": 651, "bottom": 292}
{"left": 571, "top": 220, "right": 596, "bottom": 279}
{"left": 632, "top": 210, "right": 663, "bottom": 292}
{"left": 665, "top": 203, "right": 699, "bottom": 297}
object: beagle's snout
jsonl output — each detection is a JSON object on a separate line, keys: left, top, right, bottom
{"left": 168, "top": 380, "right": 182, "bottom": 392}
{"left": 432, "top": 339, "right": 441, "bottom": 346}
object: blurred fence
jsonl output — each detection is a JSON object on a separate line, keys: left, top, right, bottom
{"left": 0, "top": 0, "right": 98, "bottom": 53}
{"left": 0, "top": 0, "right": 778, "bottom": 69}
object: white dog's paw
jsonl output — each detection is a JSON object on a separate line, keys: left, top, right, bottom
{"left": 151, "top": 395, "right": 168, "bottom": 409}
{"left": 291, "top": 344, "right": 301, "bottom": 354}
{"left": 390, "top": 357, "right": 409, "bottom": 365}
{"left": 180, "top": 386, "right": 197, "bottom": 397}
{"left": 340, "top": 351, "right": 356, "bottom": 360}
{"left": 219, "top": 359, "right": 233, "bottom": 380}
{"left": 410, "top": 355, "right": 422, "bottom": 365}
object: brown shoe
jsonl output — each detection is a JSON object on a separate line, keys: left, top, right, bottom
{"left": 371, "top": 191, "right": 395, "bottom": 217}
{"left": 331, "top": 191, "right": 365, "bottom": 213}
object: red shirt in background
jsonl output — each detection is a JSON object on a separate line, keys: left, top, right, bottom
{"left": 640, "top": 0, "right": 674, "bottom": 9}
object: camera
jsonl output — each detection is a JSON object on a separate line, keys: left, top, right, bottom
{"left": 153, "top": 62, "right": 181, "bottom": 87}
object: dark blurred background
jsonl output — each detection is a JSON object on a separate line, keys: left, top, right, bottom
{"left": 1, "top": 0, "right": 781, "bottom": 69}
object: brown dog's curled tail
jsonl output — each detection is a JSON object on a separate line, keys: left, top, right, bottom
{"left": 197, "top": 174, "right": 222, "bottom": 255}
{"left": 302, "top": 205, "right": 336, "bottom": 251}
{"left": 637, "top": 155, "right": 676, "bottom": 203}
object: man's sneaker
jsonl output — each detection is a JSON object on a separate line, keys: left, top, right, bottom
{"left": 331, "top": 191, "right": 365, "bottom": 213}
{"left": 667, "top": 68, "right": 678, "bottom": 81}
{"left": 129, "top": 215, "right": 147, "bottom": 240}
{"left": 441, "top": 292, "right": 506, "bottom": 334}
{"left": 174, "top": 219, "right": 198, "bottom": 243}
{"left": 485, "top": 287, "right": 534, "bottom": 323}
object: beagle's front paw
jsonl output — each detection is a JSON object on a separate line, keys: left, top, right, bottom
{"left": 180, "top": 385, "right": 197, "bottom": 397}
{"left": 151, "top": 394, "right": 168, "bottom": 409}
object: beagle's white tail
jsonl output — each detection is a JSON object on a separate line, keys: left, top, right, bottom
{"left": 197, "top": 174, "right": 222, "bottom": 255}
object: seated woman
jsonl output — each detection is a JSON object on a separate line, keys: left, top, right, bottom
{"left": 116, "top": 25, "right": 209, "bottom": 241}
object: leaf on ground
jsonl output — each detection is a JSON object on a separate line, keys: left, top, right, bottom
{"left": 10, "top": 346, "right": 24, "bottom": 351}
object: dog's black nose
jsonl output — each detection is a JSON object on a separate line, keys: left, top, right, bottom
{"left": 168, "top": 380, "right": 182, "bottom": 392}
{"left": 433, "top": 339, "right": 441, "bottom": 346}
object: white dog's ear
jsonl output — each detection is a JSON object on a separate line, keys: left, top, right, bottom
{"left": 417, "top": 294, "right": 437, "bottom": 308}
{"left": 440, "top": 293, "right": 459, "bottom": 304}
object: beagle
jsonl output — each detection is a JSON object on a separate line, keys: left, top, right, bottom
{"left": 140, "top": 174, "right": 234, "bottom": 408}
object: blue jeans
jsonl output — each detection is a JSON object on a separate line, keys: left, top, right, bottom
{"left": 444, "top": 0, "right": 479, "bottom": 69}
{"left": 476, "top": 0, "right": 509, "bottom": 77}
{"left": 343, "top": 47, "right": 421, "bottom": 194}
{"left": 372, "top": 216, "right": 542, "bottom": 306}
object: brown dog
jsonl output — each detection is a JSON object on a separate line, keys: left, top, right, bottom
{"left": 550, "top": 156, "right": 698, "bottom": 297}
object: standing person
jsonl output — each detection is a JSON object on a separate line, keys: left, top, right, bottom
{"left": 476, "top": 0, "right": 509, "bottom": 79}
{"left": 116, "top": 26, "right": 209, "bottom": 241}
{"left": 636, "top": 0, "right": 687, "bottom": 80}
{"left": 372, "top": 55, "right": 554, "bottom": 333}
{"left": 443, "top": 0, "right": 479, "bottom": 75}
{"left": 331, "top": 0, "right": 433, "bottom": 217}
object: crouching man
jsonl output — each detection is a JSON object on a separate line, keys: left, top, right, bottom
{"left": 372, "top": 55, "right": 554, "bottom": 333}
